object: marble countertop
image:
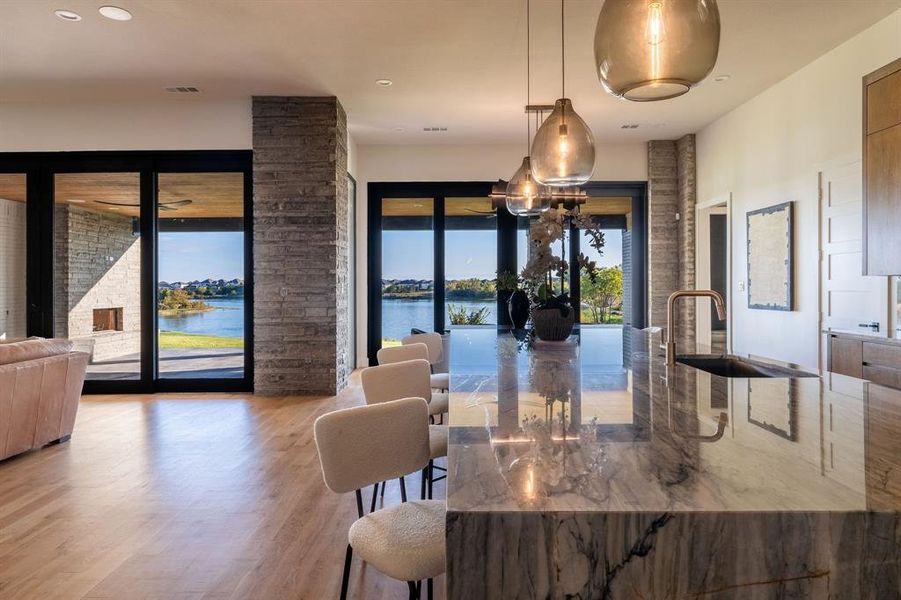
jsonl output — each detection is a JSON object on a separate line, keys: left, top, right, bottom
{"left": 446, "top": 328, "right": 901, "bottom": 514}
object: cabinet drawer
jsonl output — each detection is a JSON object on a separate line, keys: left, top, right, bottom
{"left": 863, "top": 341, "right": 901, "bottom": 369}
{"left": 864, "top": 364, "right": 901, "bottom": 390}
{"left": 830, "top": 335, "right": 863, "bottom": 378}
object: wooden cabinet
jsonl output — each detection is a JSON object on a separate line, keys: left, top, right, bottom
{"left": 829, "top": 334, "right": 863, "bottom": 378}
{"left": 863, "top": 58, "right": 901, "bottom": 275}
{"left": 829, "top": 332, "right": 901, "bottom": 389}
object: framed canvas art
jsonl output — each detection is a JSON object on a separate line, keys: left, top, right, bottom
{"left": 746, "top": 201, "right": 793, "bottom": 311}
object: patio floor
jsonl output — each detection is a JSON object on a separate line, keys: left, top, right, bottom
{"left": 87, "top": 347, "right": 244, "bottom": 380}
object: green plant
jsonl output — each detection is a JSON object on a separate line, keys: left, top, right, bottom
{"left": 158, "top": 288, "right": 209, "bottom": 311}
{"left": 447, "top": 304, "right": 490, "bottom": 325}
{"left": 580, "top": 266, "right": 623, "bottom": 324}
{"left": 495, "top": 269, "right": 519, "bottom": 294}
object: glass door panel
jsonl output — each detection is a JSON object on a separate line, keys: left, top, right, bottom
{"left": 445, "top": 197, "right": 496, "bottom": 328}
{"left": 381, "top": 198, "right": 434, "bottom": 347}
{"left": 0, "top": 174, "right": 27, "bottom": 340}
{"left": 157, "top": 172, "right": 245, "bottom": 379}
{"left": 53, "top": 172, "right": 142, "bottom": 380}
{"left": 578, "top": 197, "right": 630, "bottom": 374}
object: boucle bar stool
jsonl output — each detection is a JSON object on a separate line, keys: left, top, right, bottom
{"left": 361, "top": 359, "right": 448, "bottom": 500}
{"left": 401, "top": 332, "right": 449, "bottom": 393}
{"left": 376, "top": 344, "right": 448, "bottom": 421}
{"left": 314, "top": 398, "right": 444, "bottom": 600}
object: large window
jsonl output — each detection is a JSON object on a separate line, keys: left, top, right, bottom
{"left": 0, "top": 151, "right": 252, "bottom": 393}
{"left": 157, "top": 173, "right": 245, "bottom": 379}
{"left": 445, "top": 197, "right": 497, "bottom": 328}
{"left": 368, "top": 182, "right": 647, "bottom": 365}
{"left": 0, "top": 174, "right": 27, "bottom": 341}
{"left": 53, "top": 172, "right": 143, "bottom": 380}
{"left": 381, "top": 198, "right": 434, "bottom": 346}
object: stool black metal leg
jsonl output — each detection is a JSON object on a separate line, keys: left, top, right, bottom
{"left": 399, "top": 476, "right": 407, "bottom": 502}
{"left": 339, "top": 544, "right": 353, "bottom": 600}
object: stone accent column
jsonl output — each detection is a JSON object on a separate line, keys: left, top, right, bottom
{"left": 647, "top": 135, "right": 696, "bottom": 350}
{"left": 252, "top": 96, "right": 350, "bottom": 396}
{"left": 676, "top": 134, "right": 697, "bottom": 348}
{"left": 647, "top": 140, "right": 679, "bottom": 330}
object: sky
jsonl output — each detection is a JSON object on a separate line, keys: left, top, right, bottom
{"left": 382, "top": 228, "right": 623, "bottom": 280}
{"left": 158, "top": 232, "right": 244, "bottom": 282}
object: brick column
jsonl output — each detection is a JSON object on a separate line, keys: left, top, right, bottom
{"left": 252, "top": 96, "right": 350, "bottom": 396}
{"left": 647, "top": 135, "right": 696, "bottom": 349}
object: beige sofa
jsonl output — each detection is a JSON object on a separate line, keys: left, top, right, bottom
{"left": 0, "top": 339, "right": 88, "bottom": 461}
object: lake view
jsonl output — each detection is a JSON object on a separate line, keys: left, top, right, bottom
{"left": 159, "top": 298, "right": 245, "bottom": 338}
{"left": 382, "top": 298, "right": 496, "bottom": 341}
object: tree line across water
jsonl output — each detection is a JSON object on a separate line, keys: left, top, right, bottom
{"left": 384, "top": 268, "right": 624, "bottom": 325}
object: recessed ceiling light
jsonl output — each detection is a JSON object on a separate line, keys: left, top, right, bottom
{"left": 67, "top": 199, "right": 86, "bottom": 204}
{"left": 54, "top": 9, "right": 82, "bottom": 21}
{"left": 98, "top": 5, "right": 132, "bottom": 21}
{"left": 375, "top": 79, "right": 393, "bottom": 87}
{"left": 713, "top": 74, "right": 731, "bottom": 82}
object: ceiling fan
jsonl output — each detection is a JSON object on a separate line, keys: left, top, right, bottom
{"left": 95, "top": 199, "right": 193, "bottom": 211}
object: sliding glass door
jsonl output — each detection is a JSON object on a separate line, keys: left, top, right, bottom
{"left": 380, "top": 198, "right": 435, "bottom": 347}
{"left": 0, "top": 174, "right": 28, "bottom": 341}
{"left": 368, "top": 182, "right": 647, "bottom": 366}
{"left": 53, "top": 172, "right": 144, "bottom": 381}
{"left": 0, "top": 151, "right": 252, "bottom": 393}
{"left": 445, "top": 197, "right": 497, "bottom": 328}
{"left": 157, "top": 172, "right": 246, "bottom": 380}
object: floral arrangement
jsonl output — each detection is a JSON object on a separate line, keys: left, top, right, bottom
{"left": 520, "top": 207, "right": 606, "bottom": 315}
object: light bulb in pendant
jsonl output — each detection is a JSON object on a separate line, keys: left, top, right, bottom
{"left": 505, "top": 156, "right": 551, "bottom": 216}
{"left": 646, "top": 2, "right": 665, "bottom": 45}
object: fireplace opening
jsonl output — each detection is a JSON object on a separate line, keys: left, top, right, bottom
{"left": 93, "top": 308, "right": 124, "bottom": 332}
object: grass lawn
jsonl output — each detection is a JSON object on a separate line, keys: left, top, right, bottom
{"left": 159, "top": 331, "right": 245, "bottom": 349}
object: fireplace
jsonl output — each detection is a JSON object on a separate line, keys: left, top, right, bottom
{"left": 93, "top": 308, "right": 123, "bottom": 332}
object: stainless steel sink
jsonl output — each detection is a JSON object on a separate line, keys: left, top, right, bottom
{"left": 676, "top": 355, "right": 817, "bottom": 378}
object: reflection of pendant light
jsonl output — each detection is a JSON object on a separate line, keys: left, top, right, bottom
{"left": 594, "top": 0, "right": 721, "bottom": 102}
{"left": 531, "top": 0, "right": 595, "bottom": 187}
{"left": 506, "top": 0, "right": 551, "bottom": 216}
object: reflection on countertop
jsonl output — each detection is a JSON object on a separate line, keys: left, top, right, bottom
{"left": 448, "top": 328, "right": 901, "bottom": 513}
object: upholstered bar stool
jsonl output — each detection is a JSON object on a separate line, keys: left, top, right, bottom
{"left": 401, "top": 332, "right": 449, "bottom": 393}
{"left": 376, "top": 344, "right": 448, "bottom": 421}
{"left": 314, "top": 398, "right": 444, "bottom": 600}
{"left": 361, "top": 359, "right": 448, "bottom": 499}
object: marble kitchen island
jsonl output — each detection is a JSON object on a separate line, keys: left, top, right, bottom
{"left": 445, "top": 328, "right": 901, "bottom": 599}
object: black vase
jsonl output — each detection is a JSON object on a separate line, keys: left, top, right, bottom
{"left": 508, "top": 290, "right": 530, "bottom": 329}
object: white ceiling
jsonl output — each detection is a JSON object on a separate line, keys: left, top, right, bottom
{"left": 2, "top": 0, "right": 899, "bottom": 145}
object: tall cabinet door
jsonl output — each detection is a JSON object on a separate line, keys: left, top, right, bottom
{"left": 864, "top": 60, "right": 901, "bottom": 276}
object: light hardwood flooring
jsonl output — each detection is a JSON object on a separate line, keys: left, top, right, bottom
{"left": 0, "top": 373, "right": 446, "bottom": 599}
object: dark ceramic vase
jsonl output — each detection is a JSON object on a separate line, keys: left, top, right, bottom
{"left": 508, "top": 290, "right": 530, "bottom": 329}
{"left": 531, "top": 306, "right": 576, "bottom": 341}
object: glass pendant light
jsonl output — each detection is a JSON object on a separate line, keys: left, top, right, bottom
{"left": 594, "top": 0, "right": 721, "bottom": 102}
{"left": 506, "top": 0, "right": 551, "bottom": 216}
{"left": 506, "top": 156, "right": 551, "bottom": 216}
{"left": 531, "top": 0, "right": 595, "bottom": 187}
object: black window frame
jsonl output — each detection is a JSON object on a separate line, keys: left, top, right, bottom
{"left": 0, "top": 150, "right": 254, "bottom": 394}
{"left": 367, "top": 180, "right": 647, "bottom": 365}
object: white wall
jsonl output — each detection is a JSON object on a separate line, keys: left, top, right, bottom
{"left": 0, "top": 99, "right": 252, "bottom": 151}
{"left": 697, "top": 9, "right": 901, "bottom": 369}
{"left": 353, "top": 142, "right": 648, "bottom": 365}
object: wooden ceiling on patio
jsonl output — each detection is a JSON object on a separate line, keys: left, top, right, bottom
{"left": 382, "top": 196, "right": 633, "bottom": 217}
{"left": 0, "top": 172, "right": 244, "bottom": 219}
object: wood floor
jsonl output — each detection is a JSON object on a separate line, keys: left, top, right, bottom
{"left": 0, "top": 373, "right": 446, "bottom": 599}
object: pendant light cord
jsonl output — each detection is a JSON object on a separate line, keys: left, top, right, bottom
{"left": 560, "top": 0, "right": 565, "bottom": 99}
{"left": 526, "top": 0, "right": 531, "bottom": 150}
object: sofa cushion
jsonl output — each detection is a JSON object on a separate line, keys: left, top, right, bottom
{"left": 0, "top": 338, "right": 75, "bottom": 366}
